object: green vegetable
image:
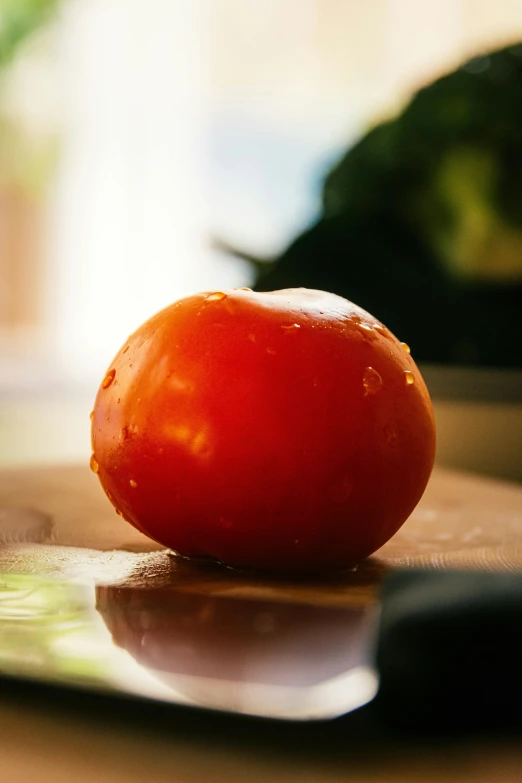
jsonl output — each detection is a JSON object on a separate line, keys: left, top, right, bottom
{"left": 253, "top": 44, "right": 522, "bottom": 366}
{"left": 0, "top": 0, "right": 60, "bottom": 192}
{"left": 0, "top": 0, "right": 59, "bottom": 70}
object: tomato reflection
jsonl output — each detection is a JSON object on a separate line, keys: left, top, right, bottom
{"left": 96, "top": 585, "right": 372, "bottom": 688}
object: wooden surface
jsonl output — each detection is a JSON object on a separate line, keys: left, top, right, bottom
{"left": 0, "top": 693, "right": 522, "bottom": 783}
{"left": 1, "top": 464, "right": 522, "bottom": 607}
{"left": 2, "top": 464, "right": 522, "bottom": 783}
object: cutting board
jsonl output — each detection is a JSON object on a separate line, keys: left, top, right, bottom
{"left": 1, "top": 464, "right": 521, "bottom": 607}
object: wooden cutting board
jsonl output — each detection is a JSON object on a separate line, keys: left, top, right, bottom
{"left": 0, "top": 464, "right": 521, "bottom": 607}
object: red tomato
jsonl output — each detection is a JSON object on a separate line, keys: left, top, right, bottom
{"left": 91, "top": 288, "right": 435, "bottom": 572}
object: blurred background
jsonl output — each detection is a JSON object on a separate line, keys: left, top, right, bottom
{"left": 1, "top": 0, "right": 521, "bottom": 480}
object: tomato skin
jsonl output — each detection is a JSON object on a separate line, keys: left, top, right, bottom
{"left": 91, "top": 288, "right": 436, "bottom": 573}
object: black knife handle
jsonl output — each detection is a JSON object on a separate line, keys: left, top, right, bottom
{"left": 375, "top": 570, "right": 522, "bottom": 733}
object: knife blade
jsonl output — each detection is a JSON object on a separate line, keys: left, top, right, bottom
{"left": 1, "top": 569, "right": 521, "bottom": 729}
{"left": 0, "top": 572, "right": 379, "bottom": 720}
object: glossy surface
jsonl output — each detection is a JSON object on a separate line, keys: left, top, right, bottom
{"left": 91, "top": 288, "right": 436, "bottom": 572}
{"left": 96, "top": 584, "right": 378, "bottom": 718}
{"left": 2, "top": 464, "right": 522, "bottom": 727}
{"left": 0, "top": 572, "right": 377, "bottom": 721}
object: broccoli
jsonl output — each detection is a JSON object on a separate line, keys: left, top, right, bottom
{"left": 254, "top": 43, "right": 522, "bottom": 367}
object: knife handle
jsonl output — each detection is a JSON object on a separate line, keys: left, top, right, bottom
{"left": 375, "top": 569, "right": 522, "bottom": 733}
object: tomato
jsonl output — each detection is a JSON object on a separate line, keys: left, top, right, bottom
{"left": 91, "top": 288, "right": 435, "bottom": 573}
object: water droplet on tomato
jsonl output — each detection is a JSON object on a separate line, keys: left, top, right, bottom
{"left": 405, "top": 370, "right": 415, "bottom": 385}
{"left": 115, "top": 508, "right": 123, "bottom": 517}
{"left": 89, "top": 410, "right": 94, "bottom": 421}
{"left": 281, "top": 323, "right": 301, "bottom": 330}
{"left": 363, "top": 366, "right": 382, "bottom": 395}
{"left": 240, "top": 287, "right": 252, "bottom": 291}
{"left": 206, "top": 291, "right": 227, "bottom": 302}
{"left": 359, "top": 323, "right": 374, "bottom": 332}
{"left": 266, "top": 347, "right": 276, "bottom": 355}
{"left": 102, "top": 369, "right": 116, "bottom": 389}
{"left": 374, "top": 325, "right": 388, "bottom": 337}
{"left": 384, "top": 424, "right": 397, "bottom": 445}
{"left": 89, "top": 454, "right": 99, "bottom": 474}
{"left": 401, "top": 342, "right": 411, "bottom": 354}
{"left": 129, "top": 479, "right": 137, "bottom": 488}
{"left": 122, "top": 346, "right": 129, "bottom": 354}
